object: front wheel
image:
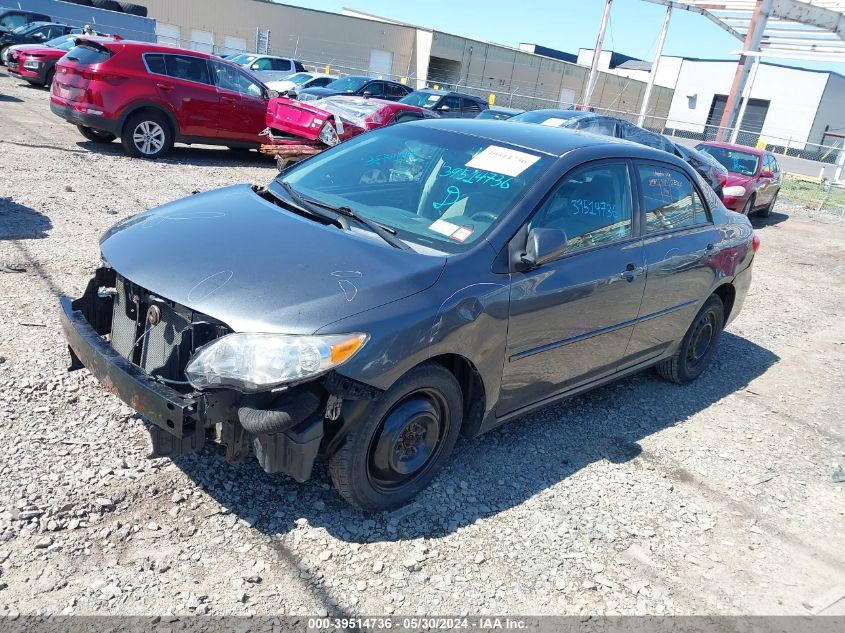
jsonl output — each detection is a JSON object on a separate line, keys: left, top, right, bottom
{"left": 328, "top": 362, "right": 463, "bottom": 512}
{"left": 0, "top": 46, "right": 10, "bottom": 66}
{"left": 759, "top": 191, "right": 777, "bottom": 218}
{"left": 655, "top": 294, "right": 724, "bottom": 384}
{"left": 741, "top": 195, "right": 755, "bottom": 216}
{"left": 121, "top": 110, "right": 173, "bottom": 159}
{"left": 77, "top": 125, "right": 116, "bottom": 143}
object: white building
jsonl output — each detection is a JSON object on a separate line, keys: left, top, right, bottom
{"left": 576, "top": 47, "right": 845, "bottom": 154}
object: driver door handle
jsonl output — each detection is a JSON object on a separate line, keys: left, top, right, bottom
{"left": 155, "top": 82, "right": 174, "bottom": 91}
{"left": 620, "top": 263, "right": 644, "bottom": 282}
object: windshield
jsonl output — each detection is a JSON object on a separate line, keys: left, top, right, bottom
{"left": 287, "top": 72, "right": 312, "bottom": 85}
{"left": 510, "top": 110, "right": 583, "bottom": 126}
{"left": 46, "top": 34, "right": 76, "bottom": 49}
{"left": 696, "top": 145, "right": 760, "bottom": 177}
{"left": 12, "top": 23, "right": 35, "bottom": 34}
{"left": 275, "top": 126, "right": 550, "bottom": 253}
{"left": 229, "top": 54, "right": 257, "bottom": 66}
{"left": 325, "top": 76, "right": 368, "bottom": 93}
{"left": 399, "top": 92, "right": 442, "bottom": 108}
{"left": 476, "top": 110, "right": 515, "bottom": 121}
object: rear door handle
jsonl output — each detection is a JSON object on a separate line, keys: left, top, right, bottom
{"left": 155, "top": 82, "right": 174, "bottom": 91}
{"left": 220, "top": 95, "right": 238, "bottom": 104}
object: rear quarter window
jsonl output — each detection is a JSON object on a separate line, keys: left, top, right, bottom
{"left": 64, "top": 44, "right": 112, "bottom": 65}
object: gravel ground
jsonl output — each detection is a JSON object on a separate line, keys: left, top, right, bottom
{"left": 1, "top": 71, "right": 844, "bottom": 618}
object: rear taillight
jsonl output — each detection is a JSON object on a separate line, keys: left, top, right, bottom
{"left": 77, "top": 69, "right": 123, "bottom": 81}
{"left": 752, "top": 233, "right": 761, "bottom": 253}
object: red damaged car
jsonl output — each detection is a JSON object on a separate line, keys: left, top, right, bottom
{"left": 262, "top": 95, "right": 437, "bottom": 168}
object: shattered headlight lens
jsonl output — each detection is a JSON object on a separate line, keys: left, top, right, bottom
{"left": 318, "top": 122, "right": 340, "bottom": 146}
{"left": 185, "top": 333, "right": 368, "bottom": 392}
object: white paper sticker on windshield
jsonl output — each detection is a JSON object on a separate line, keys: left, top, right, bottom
{"left": 465, "top": 145, "right": 541, "bottom": 177}
{"left": 541, "top": 117, "right": 567, "bottom": 127}
{"left": 429, "top": 219, "right": 460, "bottom": 237}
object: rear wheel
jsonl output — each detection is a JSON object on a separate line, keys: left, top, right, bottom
{"left": 329, "top": 362, "right": 463, "bottom": 512}
{"left": 77, "top": 125, "right": 116, "bottom": 143}
{"left": 121, "top": 111, "right": 173, "bottom": 159}
{"left": 759, "top": 191, "right": 777, "bottom": 218}
{"left": 655, "top": 294, "right": 724, "bottom": 384}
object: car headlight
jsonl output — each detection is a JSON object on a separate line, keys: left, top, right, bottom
{"left": 22, "top": 60, "right": 41, "bottom": 70}
{"left": 723, "top": 185, "right": 746, "bottom": 197}
{"left": 185, "top": 332, "right": 368, "bottom": 392}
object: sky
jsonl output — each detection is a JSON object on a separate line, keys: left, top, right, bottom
{"left": 277, "top": 0, "right": 845, "bottom": 75}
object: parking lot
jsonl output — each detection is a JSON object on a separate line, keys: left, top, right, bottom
{"left": 1, "top": 70, "right": 844, "bottom": 617}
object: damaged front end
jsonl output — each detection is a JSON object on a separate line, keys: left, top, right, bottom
{"left": 60, "top": 267, "right": 379, "bottom": 482}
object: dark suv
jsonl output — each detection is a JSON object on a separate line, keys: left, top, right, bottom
{"left": 399, "top": 89, "right": 489, "bottom": 118}
{"left": 0, "top": 21, "right": 80, "bottom": 65}
{"left": 50, "top": 39, "right": 271, "bottom": 158}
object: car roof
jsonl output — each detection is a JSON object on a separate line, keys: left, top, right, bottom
{"left": 412, "top": 118, "right": 689, "bottom": 162}
{"left": 696, "top": 140, "right": 765, "bottom": 157}
{"left": 80, "top": 39, "right": 224, "bottom": 59}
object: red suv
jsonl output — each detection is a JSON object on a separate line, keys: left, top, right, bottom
{"left": 50, "top": 39, "right": 270, "bottom": 158}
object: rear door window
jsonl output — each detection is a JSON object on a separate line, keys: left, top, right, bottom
{"left": 270, "top": 58, "right": 292, "bottom": 72}
{"left": 461, "top": 98, "right": 482, "bottom": 115}
{"left": 164, "top": 54, "right": 211, "bottom": 85}
{"left": 64, "top": 44, "right": 112, "bottom": 65}
{"left": 637, "top": 163, "right": 709, "bottom": 233}
{"left": 144, "top": 53, "right": 166, "bottom": 75}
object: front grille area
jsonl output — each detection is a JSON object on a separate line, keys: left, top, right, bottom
{"left": 107, "top": 275, "right": 229, "bottom": 388}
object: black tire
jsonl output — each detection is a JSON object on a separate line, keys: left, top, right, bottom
{"left": 120, "top": 110, "right": 173, "bottom": 159}
{"left": 0, "top": 46, "right": 10, "bottom": 66}
{"left": 118, "top": 2, "right": 147, "bottom": 16}
{"left": 77, "top": 125, "right": 116, "bottom": 143}
{"left": 329, "top": 362, "right": 463, "bottom": 512}
{"left": 92, "top": 0, "right": 123, "bottom": 11}
{"left": 741, "top": 195, "right": 755, "bottom": 216}
{"left": 655, "top": 294, "right": 724, "bottom": 384}
{"left": 759, "top": 191, "right": 777, "bottom": 218}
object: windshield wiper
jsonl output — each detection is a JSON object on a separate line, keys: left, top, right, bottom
{"left": 279, "top": 182, "right": 412, "bottom": 251}
{"left": 277, "top": 181, "right": 348, "bottom": 229}
{"left": 333, "top": 205, "right": 413, "bottom": 251}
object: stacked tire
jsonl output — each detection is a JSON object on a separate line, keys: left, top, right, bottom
{"left": 62, "top": 0, "right": 148, "bottom": 17}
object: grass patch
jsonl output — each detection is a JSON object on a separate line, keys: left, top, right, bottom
{"left": 780, "top": 175, "right": 845, "bottom": 215}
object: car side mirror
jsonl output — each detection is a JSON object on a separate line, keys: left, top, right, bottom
{"left": 250, "top": 63, "right": 260, "bottom": 70}
{"left": 33, "top": 33, "right": 45, "bottom": 40}
{"left": 520, "top": 228, "right": 568, "bottom": 269}
{"left": 438, "top": 105, "right": 451, "bottom": 112}
{"left": 761, "top": 170, "right": 773, "bottom": 178}
{"left": 362, "top": 91, "right": 372, "bottom": 98}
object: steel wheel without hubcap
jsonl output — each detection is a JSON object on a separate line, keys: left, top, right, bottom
{"left": 687, "top": 311, "right": 715, "bottom": 370}
{"left": 367, "top": 389, "right": 449, "bottom": 493}
{"left": 133, "top": 121, "right": 166, "bottom": 156}
{"left": 328, "top": 362, "right": 463, "bottom": 512}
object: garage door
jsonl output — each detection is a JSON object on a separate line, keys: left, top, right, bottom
{"left": 369, "top": 49, "right": 393, "bottom": 78}
{"left": 190, "top": 30, "right": 215, "bottom": 54}
{"left": 156, "top": 23, "right": 180, "bottom": 48}
{"left": 223, "top": 36, "right": 247, "bottom": 56}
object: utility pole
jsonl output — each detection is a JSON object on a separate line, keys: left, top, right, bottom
{"left": 583, "top": 0, "right": 613, "bottom": 107}
{"left": 730, "top": 54, "right": 761, "bottom": 144}
{"left": 716, "top": 0, "right": 772, "bottom": 142}
{"left": 637, "top": 4, "right": 672, "bottom": 128}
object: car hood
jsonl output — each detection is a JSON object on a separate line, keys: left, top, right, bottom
{"left": 99, "top": 184, "right": 446, "bottom": 334}
{"left": 10, "top": 43, "right": 51, "bottom": 53}
{"left": 725, "top": 173, "right": 753, "bottom": 187}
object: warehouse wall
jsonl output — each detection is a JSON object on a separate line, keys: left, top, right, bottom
{"left": 808, "top": 73, "right": 845, "bottom": 150}
{"left": 139, "top": 0, "right": 417, "bottom": 79}
{"left": 667, "top": 59, "right": 829, "bottom": 148}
